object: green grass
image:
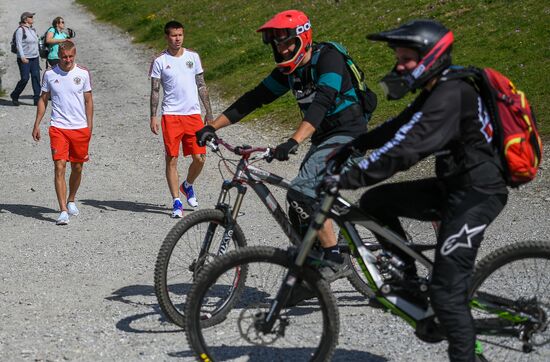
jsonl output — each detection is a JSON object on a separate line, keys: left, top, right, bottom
{"left": 77, "top": 0, "right": 549, "bottom": 133}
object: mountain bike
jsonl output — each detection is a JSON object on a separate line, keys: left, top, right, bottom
{"left": 184, "top": 160, "right": 550, "bottom": 361}
{"left": 154, "top": 139, "right": 430, "bottom": 328}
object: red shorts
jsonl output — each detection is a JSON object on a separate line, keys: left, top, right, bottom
{"left": 161, "top": 114, "right": 206, "bottom": 157}
{"left": 49, "top": 126, "right": 91, "bottom": 163}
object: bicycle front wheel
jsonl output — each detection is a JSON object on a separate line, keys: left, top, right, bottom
{"left": 185, "top": 246, "right": 339, "bottom": 362}
{"left": 154, "top": 209, "right": 247, "bottom": 328}
{"left": 470, "top": 240, "right": 550, "bottom": 361}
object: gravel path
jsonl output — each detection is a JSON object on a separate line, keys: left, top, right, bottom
{"left": 1, "top": 1, "right": 549, "bottom": 361}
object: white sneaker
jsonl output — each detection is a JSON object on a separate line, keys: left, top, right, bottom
{"left": 67, "top": 202, "right": 79, "bottom": 216}
{"left": 56, "top": 211, "right": 70, "bottom": 225}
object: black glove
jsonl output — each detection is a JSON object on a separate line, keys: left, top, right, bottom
{"left": 272, "top": 138, "right": 299, "bottom": 161}
{"left": 317, "top": 174, "right": 341, "bottom": 195}
{"left": 66, "top": 28, "right": 76, "bottom": 39}
{"left": 196, "top": 125, "right": 217, "bottom": 147}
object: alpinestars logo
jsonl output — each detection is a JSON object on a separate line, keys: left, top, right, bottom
{"left": 441, "top": 224, "right": 486, "bottom": 256}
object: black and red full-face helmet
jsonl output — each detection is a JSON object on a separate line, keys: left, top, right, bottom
{"left": 367, "top": 19, "right": 454, "bottom": 100}
{"left": 257, "top": 10, "right": 313, "bottom": 74}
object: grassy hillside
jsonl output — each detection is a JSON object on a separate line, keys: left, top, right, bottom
{"left": 77, "top": 0, "right": 549, "bottom": 133}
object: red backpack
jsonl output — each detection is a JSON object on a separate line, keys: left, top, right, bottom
{"left": 445, "top": 66, "right": 543, "bottom": 187}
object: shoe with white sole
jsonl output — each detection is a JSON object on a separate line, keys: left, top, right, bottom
{"left": 180, "top": 182, "right": 199, "bottom": 208}
{"left": 172, "top": 199, "right": 184, "bottom": 218}
{"left": 56, "top": 211, "right": 70, "bottom": 225}
{"left": 67, "top": 202, "right": 79, "bottom": 216}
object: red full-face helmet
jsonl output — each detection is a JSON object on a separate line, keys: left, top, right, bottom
{"left": 257, "top": 10, "right": 313, "bottom": 74}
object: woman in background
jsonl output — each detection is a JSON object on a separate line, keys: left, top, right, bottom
{"left": 45, "top": 16, "right": 72, "bottom": 68}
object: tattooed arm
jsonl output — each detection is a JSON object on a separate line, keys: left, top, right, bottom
{"left": 196, "top": 73, "right": 213, "bottom": 123}
{"left": 150, "top": 77, "right": 161, "bottom": 134}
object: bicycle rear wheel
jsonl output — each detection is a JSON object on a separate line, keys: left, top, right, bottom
{"left": 470, "top": 240, "right": 550, "bottom": 361}
{"left": 154, "top": 209, "right": 247, "bottom": 328}
{"left": 185, "top": 246, "right": 339, "bottom": 362}
{"left": 339, "top": 225, "right": 379, "bottom": 298}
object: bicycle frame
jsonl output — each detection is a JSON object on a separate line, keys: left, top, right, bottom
{"left": 205, "top": 140, "right": 300, "bottom": 250}
{"left": 264, "top": 189, "right": 539, "bottom": 342}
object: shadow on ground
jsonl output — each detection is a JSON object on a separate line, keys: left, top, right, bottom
{"left": 168, "top": 346, "right": 387, "bottom": 361}
{"left": 0, "top": 203, "right": 57, "bottom": 222}
{"left": 80, "top": 199, "right": 171, "bottom": 215}
{"left": 0, "top": 95, "right": 35, "bottom": 107}
{"left": 106, "top": 284, "right": 182, "bottom": 334}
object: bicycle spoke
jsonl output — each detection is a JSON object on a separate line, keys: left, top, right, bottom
{"left": 471, "top": 245, "right": 550, "bottom": 361}
{"left": 186, "top": 247, "right": 338, "bottom": 361}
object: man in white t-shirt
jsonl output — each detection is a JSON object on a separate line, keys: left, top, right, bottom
{"left": 149, "top": 20, "right": 213, "bottom": 218}
{"left": 32, "top": 41, "right": 94, "bottom": 225}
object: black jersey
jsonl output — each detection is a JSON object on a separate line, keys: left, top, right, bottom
{"left": 339, "top": 78, "right": 508, "bottom": 194}
{"left": 222, "top": 45, "right": 366, "bottom": 144}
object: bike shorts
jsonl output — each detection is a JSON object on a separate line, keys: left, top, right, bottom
{"left": 49, "top": 126, "right": 91, "bottom": 163}
{"left": 161, "top": 114, "right": 206, "bottom": 157}
{"left": 289, "top": 135, "right": 354, "bottom": 200}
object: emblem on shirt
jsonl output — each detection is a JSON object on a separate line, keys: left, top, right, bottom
{"left": 73, "top": 77, "right": 82, "bottom": 85}
{"left": 186, "top": 60, "right": 193, "bottom": 68}
{"left": 54, "top": 79, "right": 60, "bottom": 84}
{"left": 166, "top": 65, "right": 171, "bottom": 69}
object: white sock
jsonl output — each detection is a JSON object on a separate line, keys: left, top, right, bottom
{"left": 173, "top": 197, "right": 181, "bottom": 202}
{"left": 184, "top": 180, "right": 192, "bottom": 187}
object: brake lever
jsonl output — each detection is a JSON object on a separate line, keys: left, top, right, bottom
{"left": 206, "top": 139, "right": 219, "bottom": 152}
{"left": 264, "top": 148, "right": 274, "bottom": 163}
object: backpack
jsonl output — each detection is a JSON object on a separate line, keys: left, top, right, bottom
{"left": 10, "top": 26, "right": 26, "bottom": 54}
{"left": 310, "top": 41, "right": 378, "bottom": 121}
{"left": 444, "top": 66, "right": 543, "bottom": 187}
{"left": 39, "top": 28, "right": 53, "bottom": 59}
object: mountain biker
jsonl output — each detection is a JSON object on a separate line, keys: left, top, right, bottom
{"left": 196, "top": 9, "right": 371, "bottom": 277}
{"left": 322, "top": 19, "right": 508, "bottom": 362}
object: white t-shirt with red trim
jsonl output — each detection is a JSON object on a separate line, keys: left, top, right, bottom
{"left": 41, "top": 64, "right": 92, "bottom": 129}
{"left": 149, "top": 49, "right": 203, "bottom": 115}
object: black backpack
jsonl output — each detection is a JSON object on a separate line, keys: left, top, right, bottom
{"left": 10, "top": 26, "right": 26, "bottom": 54}
{"left": 39, "top": 28, "right": 54, "bottom": 59}
{"left": 311, "top": 41, "right": 378, "bottom": 120}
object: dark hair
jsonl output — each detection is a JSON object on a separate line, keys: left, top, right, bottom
{"left": 164, "top": 21, "right": 184, "bottom": 35}
{"left": 52, "top": 16, "right": 63, "bottom": 35}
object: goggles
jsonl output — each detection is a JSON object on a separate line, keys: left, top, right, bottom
{"left": 261, "top": 28, "right": 296, "bottom": 45}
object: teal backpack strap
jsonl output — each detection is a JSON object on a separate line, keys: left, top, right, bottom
{"left": 309, "top": 42, "right": 325, "bottom": 83}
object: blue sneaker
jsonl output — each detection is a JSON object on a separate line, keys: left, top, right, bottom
{"left": 172, "top": 199, "right": 183, "bottom": 218}
{"left": 180, "top": 182, "right": 198, "bottom": 208}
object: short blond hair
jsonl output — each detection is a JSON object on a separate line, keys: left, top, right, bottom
{"left": 58, "top": 40, "right": 75, "bottom": 55}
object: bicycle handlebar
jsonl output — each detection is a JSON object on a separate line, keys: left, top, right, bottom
{"left": 207, "top": 138, "right": 272, "bottom": 159}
